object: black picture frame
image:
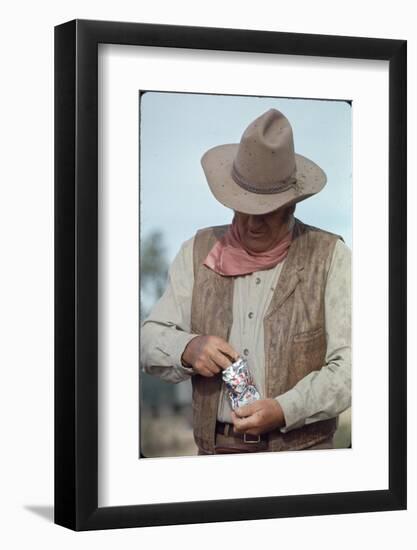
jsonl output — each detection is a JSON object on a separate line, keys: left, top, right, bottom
{"left": 55, "top": 19, "right": 407, "bottom": 531}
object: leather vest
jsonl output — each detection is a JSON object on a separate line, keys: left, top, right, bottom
{"left": 190, "top": 218, "right": 340, "bottom": 453}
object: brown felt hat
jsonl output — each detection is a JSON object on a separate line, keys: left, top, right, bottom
{"left": 201, "top": 108, "right": 326, "bottom": 215}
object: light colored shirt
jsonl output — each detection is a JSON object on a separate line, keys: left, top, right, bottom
{"left": 141, "top": 232, "right": 351, "bottom": 432}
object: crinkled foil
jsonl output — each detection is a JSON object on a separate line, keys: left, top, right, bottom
{"left": 222, "top": 357, "right": 260, "bottom": 410}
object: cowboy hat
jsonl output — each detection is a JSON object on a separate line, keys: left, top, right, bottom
{"left": 201, "top": 108, "right": 326, "bottom": 215}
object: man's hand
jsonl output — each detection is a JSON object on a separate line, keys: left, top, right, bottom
{"left": 181, "top": 335, "right": 239, "bottom": 378}
{"left": 231, "top": 399, "right": 286, "bottom": 435}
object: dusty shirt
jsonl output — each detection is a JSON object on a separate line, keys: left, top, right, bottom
{"left": 141, "top": 234, "right": 351, "bottom": 432}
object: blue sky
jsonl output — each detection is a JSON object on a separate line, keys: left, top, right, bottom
{"left": 140, "top": 91, "right": 352, "bottom": 264}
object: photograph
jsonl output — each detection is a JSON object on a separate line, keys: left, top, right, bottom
{"left": 52, "top": 16, "right": 406, "bottom": 532}
{"left": 139, "top": 91, "right": 352, "bottom": 458}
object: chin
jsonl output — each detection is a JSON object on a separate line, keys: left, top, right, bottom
{"left": 246, "top": 241, "right": 271, "bottom": 253}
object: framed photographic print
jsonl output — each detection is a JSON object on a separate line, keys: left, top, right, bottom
{"left": 55, "top": 19, "right": 406, "bottom": 530}
{"left": 139, "top": 92, "right": 353, "bottom": 459}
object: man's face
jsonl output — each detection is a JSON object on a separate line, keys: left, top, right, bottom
{"left": 234, "top": 206, "right": 294, "bottom": 253}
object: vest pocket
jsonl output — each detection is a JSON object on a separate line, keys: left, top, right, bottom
{"left": 293, "top": 326, "right": 324, "bottom": 343}
{"left": 289, "top": 327, "right": 326, "bottom": 387}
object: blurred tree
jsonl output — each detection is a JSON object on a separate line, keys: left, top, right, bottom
{"left": 140, "top": 229, "right": 174, "bottom": 413}
{"left": 140, "top": 229, "right": 169, "bottom": 318}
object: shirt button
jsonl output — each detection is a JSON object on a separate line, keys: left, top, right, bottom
{"left": 243, "top": 348, "right": 249, "bottom": 356}
{"left": 255, "top": 277, "right": 261, "bottom": 285}
{"left": 248, "top": 312, "right": 254, "bottom": 319}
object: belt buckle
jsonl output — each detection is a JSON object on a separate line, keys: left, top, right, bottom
{"left": 243, "top": 433, "right": 261, "bottom": 444}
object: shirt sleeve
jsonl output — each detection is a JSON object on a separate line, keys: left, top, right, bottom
{"left": 275, "top": 238, "right": 352, "bottom": 432}
{"left": 140, "top": 236, "right": 199, "bottom": 384}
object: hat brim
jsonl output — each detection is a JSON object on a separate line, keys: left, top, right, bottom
{"left": 201, "top": 143, "right": 327, "bottom": 215}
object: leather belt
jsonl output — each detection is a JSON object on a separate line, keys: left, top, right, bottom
{"left": 215, "top": 421, "right": 268, "bottom": 444}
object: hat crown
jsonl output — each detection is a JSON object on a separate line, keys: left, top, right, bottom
{"left": 233, "top": 109, "right": 297, "bottom": 193}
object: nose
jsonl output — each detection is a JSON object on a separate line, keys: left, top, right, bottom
{"left": 247, "top": 215, "right": 265, "bottom": 232}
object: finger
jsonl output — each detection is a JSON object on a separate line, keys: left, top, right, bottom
{"left": 216, "top": 339, "right": 239, "bottom": 362}
{"left": 194, "top": 360, "right": 217, "bottom": 377}
{"left": 200, "top": 367, "right": 215, "bottom": 378}
{"left": 232, "top": 414, "right": 258, "bottom": 433}
{"left": 234, "top": 402, "right": 259, "bottom": 418}
{"left": 204, "top": 356, "right": 222, "bottom": 375}
{"left": 231, "top": 411, "right": 242, "bottom": 425}
{"left": 211, "top": 350, "right": 234, "bottom": 370}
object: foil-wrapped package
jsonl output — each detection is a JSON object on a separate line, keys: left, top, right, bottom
{"left": 222, "top": 357, "right": 260, "bottom": 410}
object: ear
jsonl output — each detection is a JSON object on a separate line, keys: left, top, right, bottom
{"left": 279, "top": 204, "right": 296, "bottom": 224}
{"left": 286, "top": 204, "right": 296, "bottom": 217}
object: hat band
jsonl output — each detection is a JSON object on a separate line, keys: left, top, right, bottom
{"left": 231, "top": 163, "right": 297, "bottom": 195}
